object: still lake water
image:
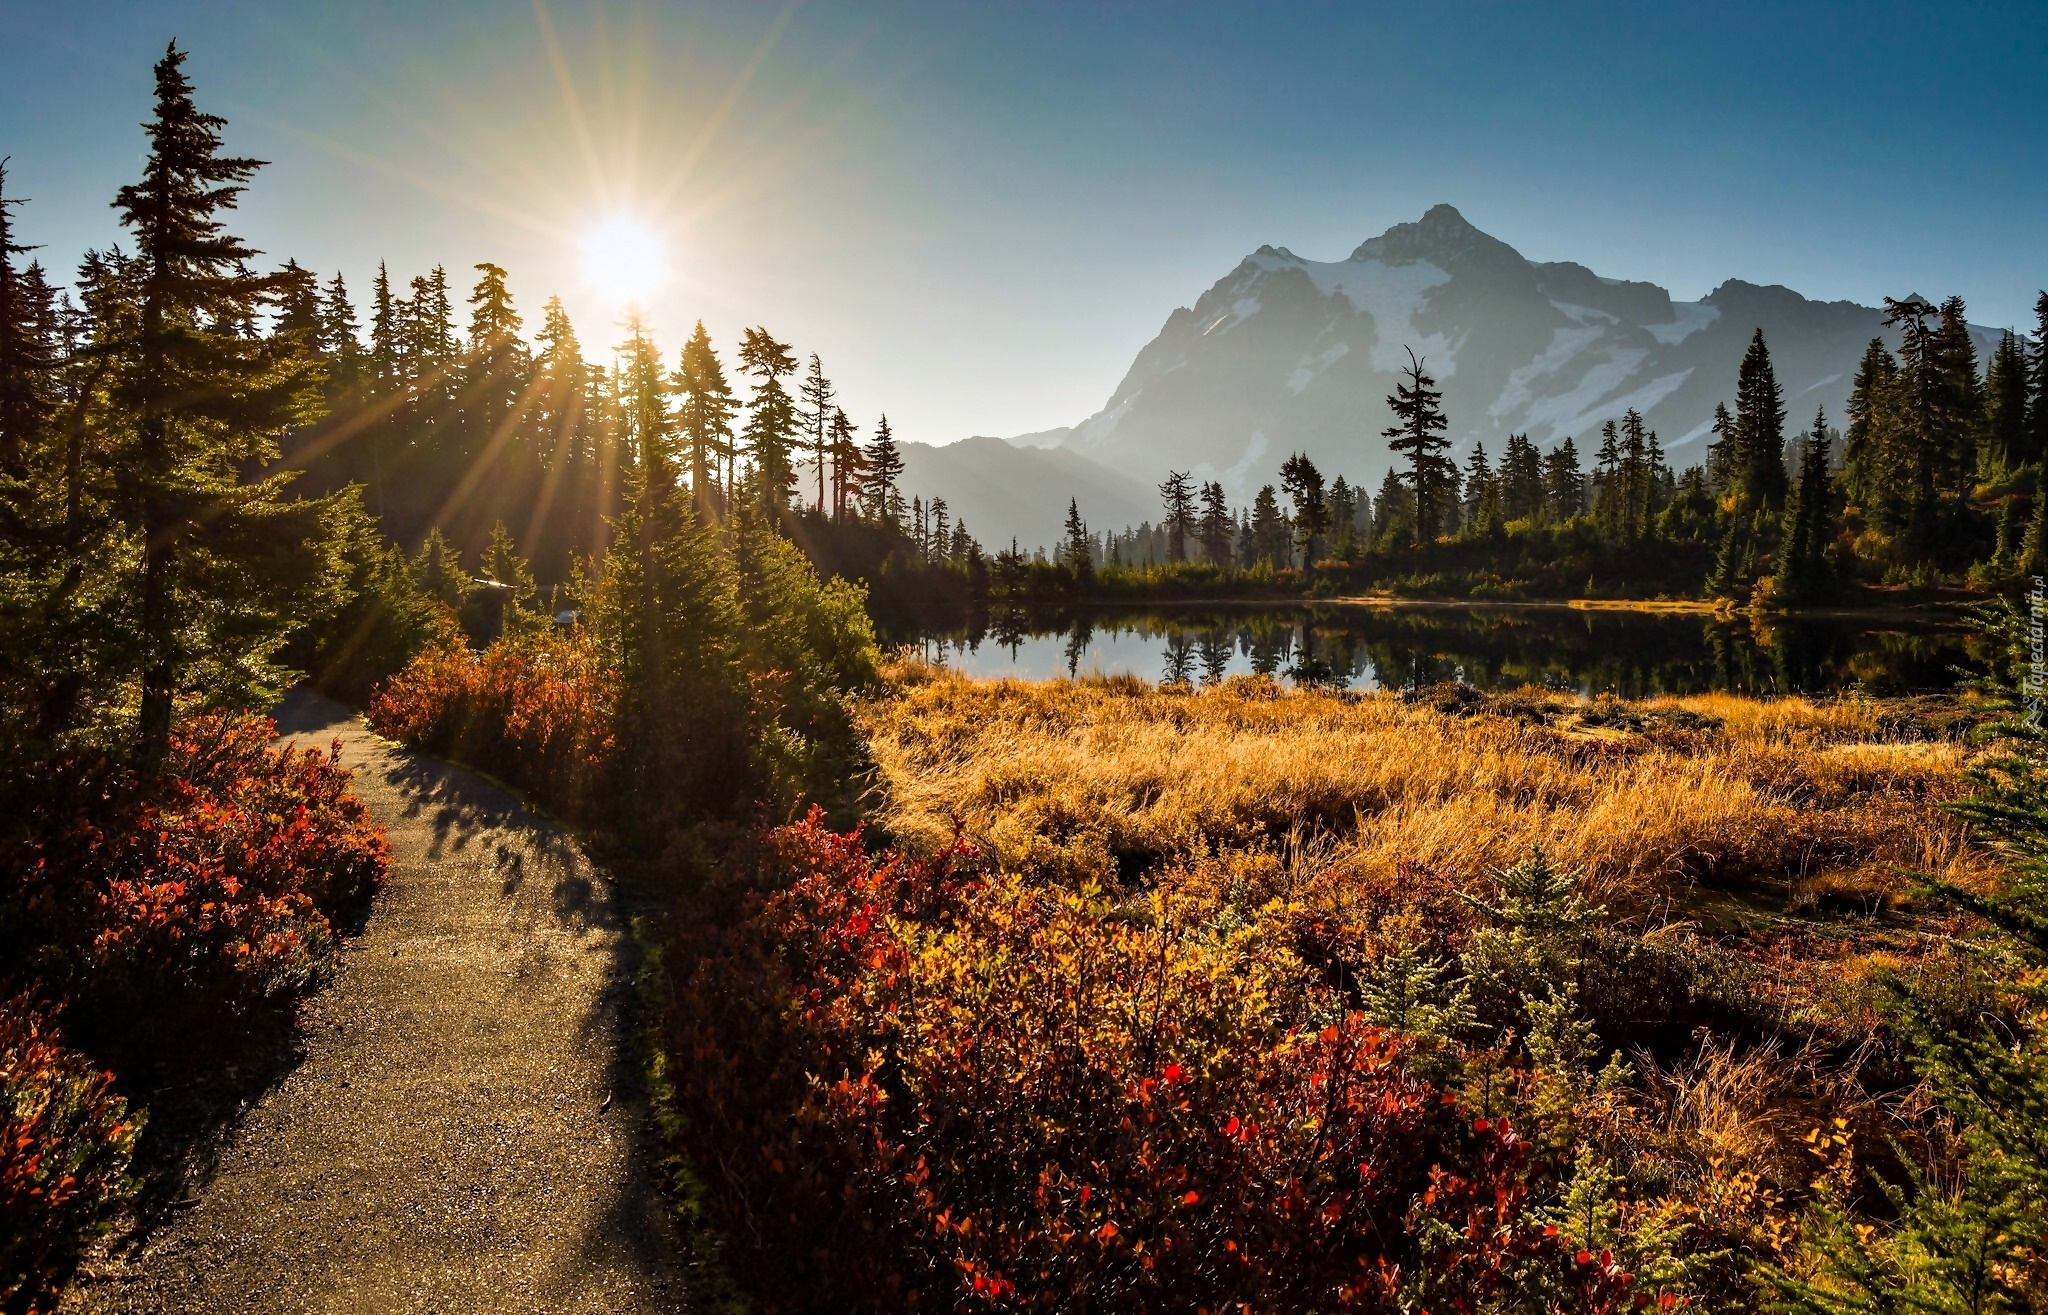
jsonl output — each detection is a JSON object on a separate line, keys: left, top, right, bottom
{"left": 909, "top": 605, "right": 1978, "bottom": 697}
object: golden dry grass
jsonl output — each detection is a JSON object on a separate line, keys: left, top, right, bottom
{"left": 858, "top": 663, "right": 1993, "bottom": 913}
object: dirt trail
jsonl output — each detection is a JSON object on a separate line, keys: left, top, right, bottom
{"left": 68, "top": 690, "right": 690, "bottom": 1314}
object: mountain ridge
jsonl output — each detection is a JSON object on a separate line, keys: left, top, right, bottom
{"left": 1035, "top": 205, "right": 2002, "bottom": 497}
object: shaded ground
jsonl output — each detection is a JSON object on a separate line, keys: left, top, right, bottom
{"left": 65, "top": 690, "right": 689, "bottom": 1313}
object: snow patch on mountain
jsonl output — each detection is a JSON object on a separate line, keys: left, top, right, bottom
{"left": 1646, "top": 302, "right": 1719, "bottom": 346}
{"left": 1288, "top": 342, "right": 1351, "bottom": 394}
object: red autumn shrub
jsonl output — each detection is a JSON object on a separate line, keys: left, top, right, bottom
{"left": 658, "top": 810, "right": 1640, "bottom": 1311}
{"left": 0, "top": 997, "right": 139, "bottom": 1315}
{"left": 367, "top": 630, "right": 617, "bottom": 826}
{"left": 0, "top": 714, "right": 388, "bottom": 1075}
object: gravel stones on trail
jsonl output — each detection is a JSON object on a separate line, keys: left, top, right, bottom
{"left": 65, "top": 690, "right": 689, "bottom": 1314}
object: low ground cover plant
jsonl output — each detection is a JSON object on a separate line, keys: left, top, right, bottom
{"left": 0, "top": 715, "right": 389, "bottom": 1311}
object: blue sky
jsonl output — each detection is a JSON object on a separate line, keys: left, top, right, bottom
{"left": 3, "top": 1, "right": 2043, "bottom": 444}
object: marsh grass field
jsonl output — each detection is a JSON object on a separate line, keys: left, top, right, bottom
{"left": 838, "top": 660, "right": 2012, "bottom": 1305}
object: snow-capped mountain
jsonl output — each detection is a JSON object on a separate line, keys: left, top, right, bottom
{"left": 1050, "top": 204, "right": 2002, "bottom": 496}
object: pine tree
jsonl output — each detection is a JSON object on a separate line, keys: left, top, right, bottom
{"left": 1544, "top": 438, "right": 1585, "bottom": 520}
{"left": 1383, "top": 349, "right": 1455, "bottom": 544}
{"left": 1279, "top": 453, "right": 1330, "bottom": 565}
{"left": 1705, "top": 402, "right": 1737, "bottom": 496}
{"left": 1197, "top": 480, "right": 1232, "bottom": 565}
{"left": 463, "top": 261, "right": 528, "bottom": 468}
{"left": 1886, "top": 296, "right": 1947, "bottom": 548}
{"left": 1060, "top": 498, "right": 1093, "bottom": 582}
{"left": 2026, "top": 292, "right": 2048, "bottom": 470}
{"left": 1462, "top": 442, "right": 1494, "bottom": 537}
{"left": 1779, "top": 409, "right": 1836, "bottom": 603}
{"left": 1327, "top": 475, "right": 1359, "bottom": 556}
{"left": 413, "top": 526, "right": 469, "bottom": 609}
{"left": 827, "top": 407, "right": 865, "bottom": 519}
{"left": 1593, "top": 420, "right": 1623, "bottom": 538}
{"left": 1935, "top": 295, "right": 1983, "bottom": 500}
{"left": 674, "top": 320, "right": 736, "bottom": 517}
{"left": 797, "top": 353, "right": 834, "bottom": 514}
{"left": 1500, "top": 433, "right": 1542, "bottom": 523}
{"left": 863, "top": 413, "right": 904, "bottom": 526}
{"left": 1157, "top": 470, "right": 1195, "bottom": 563}
{"left": 1985, "top": 329, "right": 2031, "bottom": 476}
{"left": 1733, "top": 328, "right": 1789, "bottom": 511}
{"left": 1250, "top": 484, "right": 1289, "bottom": 566}
{"left": 1620, "top": 409, "right": 1651, "bottom": 539}
{"left": 318, "top": 272, "right": 363, "bottom": 405}
{"left": 0, "top": 159, "right": 54, "bottom": 477}
{"left": 110, "top": 43, "right": 328, "bottom": 758}
{"left": 738, "top": 327, "right": 799, "bottom": 510}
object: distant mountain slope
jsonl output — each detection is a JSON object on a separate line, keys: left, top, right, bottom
{"left": 1050, "top": 204, "right": 2003, "bottom": 496}
{"left": 896, "top": 436, "right": 1157, "bottom": 556}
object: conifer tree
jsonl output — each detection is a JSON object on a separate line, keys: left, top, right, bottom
{"left": 1705, "top": 402, "right": 1736, "bottom": 496}
{"left": 1886, "top": 296, "right": 1948, "bottom": 547}
{"left": 1593, "top": 420, "right": 1623, "bottom": 538}
{"left": 674, "top": 320, "right": 736, "bottom": 517}
{"left": 1501, "top": 433, "right": 1544, "bottom": 522}
{"left": 463, "top": 261, "right": 528, "bottom": 466}
{"left": 2027, "top": 292, "right": 2048, "bottom": 469}
{"left": 1620, "top": 409, "right": 1651, "bottom": 539}
{"left": 1197, "top": 480, "right": 1232, "bottom": 565}
{"left": 1250, "top": 484, "right": 1289, "bottom": 566}
{"left": 739, "top": 328, "right": 799, "bottom": 510}
{"left": 1279, "top": 453, "right": 1330, "bottom": 564}
{"left": 1060, "top": 498, "right": 1093, "bottom": 582}
{"left": 318, "top": 272, "right": 363, "bottom": 404}
{"left": 1779, "top": 409, "right": 1836, "bottom": 602}
{"left": 1462, "top": 442, "right": 1493, "bottom": 536}
{"left": 1935, "top": 295, "right": 1983, "bottom": 499}
{"left": 797, "top": 353, "right": 834, "bottom": 513}
{"left": 413, "top": 526, "right": 469, "bottom": 609}
{"left": 1733, "top": 329, "right": 1789, "bottom": 511}
{"left": 1157, "top": 470, "right": 1195, "bottom": 563}
{"left": 0, "top": 159, "right": 54, "bottom": 478}
{"left": 827, "top": 407, "right": 864, "bottom": 519}
{"left": 862, "top": 413, "right": 904, "bottom": 526}
{"left": 1544, "top": 438, "right": 1585, "bottom": 520}
{"left": 1985, "top": 330, "right": 2031, "bottom": 475}
{"left": 1328, "top": 475, "right": 1359, "bottom": 556}
{"left": 1383, "top": 349, "right": 1454, "bottom": 544}
{"left": 110, "top": 43, "right": 328, "bottom": 758}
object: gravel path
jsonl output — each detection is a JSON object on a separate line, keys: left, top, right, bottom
{"left": 68, "top": 690, "right": 690, "bottom": 1314}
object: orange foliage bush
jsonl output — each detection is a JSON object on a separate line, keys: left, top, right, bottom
{"left": 367, "top": 630, "right": 618, "bottom": 826}
{"left": 657, "top": 810, "right": 1642, "bottom": 1311}
{"left": 0, "top": 998, "right": 138, "bottom": 1315}
{"left": 0, "top": 714, "right": 388, "bottom": 1076}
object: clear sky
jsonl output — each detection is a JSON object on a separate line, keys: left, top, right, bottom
{"left": 4, "top": 1, "right": 2044, "bottom": 446}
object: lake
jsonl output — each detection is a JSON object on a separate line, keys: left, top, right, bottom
{"left": 908, "top": 604, "right": 1980, "bottom": 696}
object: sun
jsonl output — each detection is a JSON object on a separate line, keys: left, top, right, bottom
{"left": 580, "top": 215, "right": 670, "bottom": 306}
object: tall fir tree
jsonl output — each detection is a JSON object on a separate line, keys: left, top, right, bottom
{"left": 1197, "top": 480, "right": 1233, "bottom": 565}
{"left": 1733, "top": 328, "right": 1789, "bottom": 511}
{"left": 1383, "top": 350, "right": 1455, "bottom": 545}
{"left": 1985, "top": 329, "right": 2031, "bottom": 475}
{"left": 1279, "top": 453, "right": 1329, "bottom": 565}
{"left": 110, "top": 43, "right": 329, "bottom": 758}
{"left": 1157, "top": 470, "right": 1195, "bottom": 563}
{"left": 2028, "top": 291, "right": 2048, "bottom": 470}
{"left": 738, "top": 327, "right": 799, "bottom": 511}
{"left": 797, "top": 353, "right": 834, "bottom": 513}
{"left": 1779, "top": 409, "right": 1836, "bottom": 603}
{"left": 862, "top": 413, "right": 904, "bottom": 526}
{"left": 1060, "top": 498, "right": 1093, "bottom": 581}
{"left": 674, "top": 320, "right": 736, "bottom": 517}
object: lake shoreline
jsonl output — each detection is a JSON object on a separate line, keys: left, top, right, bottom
{"left": 1049, "top": 594, "right": 1980, "bottom": 627}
